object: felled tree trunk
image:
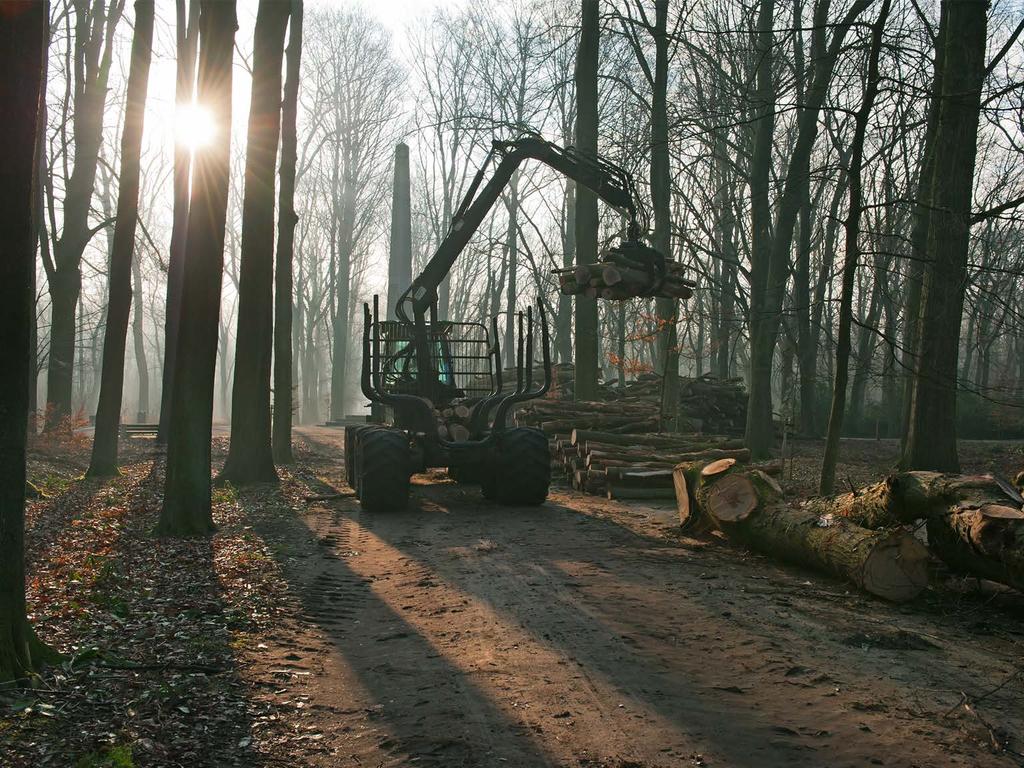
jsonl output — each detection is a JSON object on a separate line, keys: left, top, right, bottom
{"left": 824, "top": 471, "right": 1024, "bottom": 593}
{"left": 686, "top": 464, "right": 929, "bottom": 602}
{"left": 926, "top": 505, "right": 1024, "bottom": 593}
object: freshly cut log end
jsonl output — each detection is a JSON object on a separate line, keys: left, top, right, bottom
{"left": 860, "top": 532, "right": 931, "bottom": 603}
{"left": 701, "top": 457, "right": 736, "bottom": 478}
{"left": 705, "top": 473, "right": 757, "bottom": 522}
{"left": 673, "top": 467, "right": 691, "bottom": 527}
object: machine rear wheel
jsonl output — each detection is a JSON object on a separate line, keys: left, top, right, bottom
{"left": 358, "top": 429, "right": 411, "bottom": 512}
{"left": 487, "top": 427, "right": 550, "bottom": 506}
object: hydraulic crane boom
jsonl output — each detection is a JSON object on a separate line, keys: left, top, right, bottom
{"left": 393, "top": 135, "right": 649, "bottom": 325}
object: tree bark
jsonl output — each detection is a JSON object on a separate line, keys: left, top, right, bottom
{"left": 902, "top": 0, "right": 988, "bottom": 471}
{"left": 273, "top": 0, "right": 303, "bottom": 465}
{"left": 0, "top": 0, "right": 56, "bottom": 682}
{"left": 573, "top": 0, "right": 600, "bottom": 401}
{"left": 159, "top": 0, "right": 236, "bottom": 535}
{"left": 221, "top": 0, "right": 290, "bottom": 484}
{"left": 88, "top": 0, "right": 155, "bottom": 478}
{"left": 157, "top": 0, "right": 198, "bottom": 444}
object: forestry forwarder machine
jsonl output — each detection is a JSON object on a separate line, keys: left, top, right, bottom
{"left": 348, "top": 135, "right": 663, "bottom": 512}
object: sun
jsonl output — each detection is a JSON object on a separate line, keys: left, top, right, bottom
{"left": 174, "top": 102, "right": 216, "bottom": 151}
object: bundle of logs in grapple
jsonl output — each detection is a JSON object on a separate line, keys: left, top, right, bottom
{"left": 554, "top": 240, "right": 696, "bottom": 300}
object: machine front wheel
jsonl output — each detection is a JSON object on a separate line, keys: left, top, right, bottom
{"left": 487, "top": 427, "right": 550, "bottom": 506}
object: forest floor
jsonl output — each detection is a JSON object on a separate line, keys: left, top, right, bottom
{"left": 1, "top": 428, "right": 1023, "bottom": 767}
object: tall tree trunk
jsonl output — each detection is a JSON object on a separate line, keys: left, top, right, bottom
{"left": 899, "top": 3, "right": 947, "bottom": 454}
{"left": 744, "top": 0, "right": 776, "bottom": 456}
{"left": 221, "top": 0, "right": 289, "bottom": 484}
{"left": 87, "top": 0, "right": 155, "bottom": 477}
{"left": 159, "top": 0, "right": 236, "bottom": 535}
{"left": 555, "top": 180, "right": 576, "bottom": 363}
{"left": 650, "top": 1, "right": 680, "bottom": 430}
{"left": 273, "top": 0, "right": 302, "bottom": 465}
{"left": 573, "top": 0, "right": 599, "bottom": 401}
{"left": 795, "top": 196, "right": 817, "bottom": 436}
{"left": 847, "top": 277, "right": 882, "bottom": 432}
{"left": 132, "top": 250, "right": 150, "bottom": 421}
{"left": 504, "top": 170, "right": 520, "bottom": 369}
{"left": 819, "top": 0, "right": 888, "bottom": 494}
{"left": 0, "top": 0, "right": 55, "bottom": 683}
{"left": 902, "top": 0, "right": 988, "bottom": 471}
{"left": 157, "top": 0, "right": 198, "bottom": 444}
{"left": 45, "top": 0, "right": 124, "bottom": 429}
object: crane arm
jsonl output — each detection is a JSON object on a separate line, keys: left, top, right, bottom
{"left": 394, "top": 136, "right": 646, "bottom": 323}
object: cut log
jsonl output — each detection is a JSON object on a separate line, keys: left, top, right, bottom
{"left": 582, "top": 438, "right": 744, "bottom": 456}
{"left": 570, "top": 429, "right": 708, "bottom": 448}
{"left": 607, "top": 486, "right": 677, "bottom": 501}
{"left": 588, "top": 459, "right": 675, "bottom": 472}
{"left": 694, "top": 469, "right": 929, "bottom": 602}
{"left": 927, "top": 502, "right": 1024, "bottom": 592}
{"left": 448, "top": 423, "right": 470, "bottom": 442}
{"left": 604, "top": 467, "right": 673, "bottom": 484}
{"left": 672, "top": 461, "right": 706, "bottom": 531}
{"left": 585, "top": 447, "right": 749, "bottom": 468}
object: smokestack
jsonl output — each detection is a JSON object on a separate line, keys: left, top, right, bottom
{"left": 386, "top": 142, "right": 412, "bottom": 320}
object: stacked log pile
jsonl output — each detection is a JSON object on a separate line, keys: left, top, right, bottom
{"left": 673, "top": 462, "right": 1024, "bottom": 601}
{"left": 549, "top": 429, "right": 753, "bottom": 500}
{"left": 516, "top": 399, "right": 664, "bottom": 435}
{"left": 603, "top": 373, "right": 747, "bottom": 434}
{"left": 513, "top": 369, "right": 745, "bottom": 435}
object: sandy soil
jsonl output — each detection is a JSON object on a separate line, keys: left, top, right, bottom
{"left": 238, "top": 427, "right": 1024, "bottom": 768}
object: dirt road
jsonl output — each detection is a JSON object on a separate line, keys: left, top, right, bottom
{"left": 250, "top": 426, "right": 1024, "bottom": 767}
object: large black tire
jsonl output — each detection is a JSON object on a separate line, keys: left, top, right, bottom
{"left": 488, "top": 427, "right": 550, "bottom": 506}
{"left": 351, "top": 426, "right": 382, "bottom": 498}
{"left": 345, "top": 426, "right": 371, "bottom": 489}
{"left": 357, "top": 429, "right": 411, "bottom": 512}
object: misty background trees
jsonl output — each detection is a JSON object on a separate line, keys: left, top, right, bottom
{"left": 26, "top": 0, "right": 1024, "bottom": 469}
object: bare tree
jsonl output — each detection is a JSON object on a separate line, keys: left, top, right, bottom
{"left": 0, "top": 0, "right": 54, "bottom": 683}
{"left": 273, "top": 0, "right": 303, "bottom": 465}
{"left": 221, "top": 0, "right": 290, "bottom": 484}
{"left": 88, "top": 0, "right": 155, "bottom": 478}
